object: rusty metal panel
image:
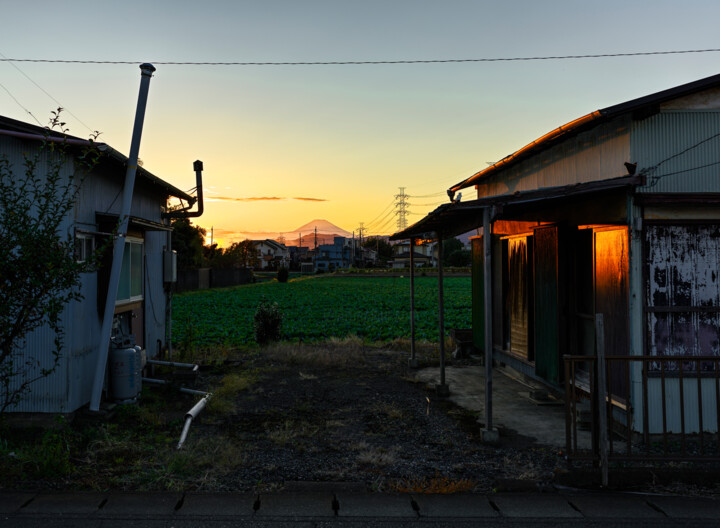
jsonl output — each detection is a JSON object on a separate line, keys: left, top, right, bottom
{"left": 646, "top": 224, "right": 720, "bottom": 357}
{"left": 633, "top": 112, "right": 720, "bottom": 194}
{"left": 477, "top": 117, "right": 631, "bottom": 198}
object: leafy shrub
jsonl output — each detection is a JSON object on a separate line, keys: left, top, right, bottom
{"left": 253, "top": 299, "right": 282, "bottom": 345}
{"left": 277, "top": 266, "right": 289, "bottom": 283}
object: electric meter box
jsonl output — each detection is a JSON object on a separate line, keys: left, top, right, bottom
{"left": 163, "top": 249, "right": 177, "bottom": 283}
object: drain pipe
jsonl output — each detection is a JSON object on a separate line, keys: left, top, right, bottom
{"left": 141, "top": 376, "right": 211, "bottom": 448}
{"left": 177, "top": 392, "right": 212, "bottom": 449}
{"left": 90, "top": 63, "right": 156, "bottom": 411}
{"left": 146, "top": 359, "right": 199, "bottom": 372}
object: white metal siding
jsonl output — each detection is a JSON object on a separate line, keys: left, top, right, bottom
{"left": 632, "top": 112, "right": 720, "bottom": 194}
{"left": 476, "top": 117, "right": 631, "bottom": 198}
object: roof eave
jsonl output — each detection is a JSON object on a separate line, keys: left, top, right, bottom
{"left": 448, "top": 71, "right": 720, "bottom": 194}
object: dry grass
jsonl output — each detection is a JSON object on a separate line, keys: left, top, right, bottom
{"left": 266, "top": 419, "right": 321, "bottom": 446}
{"left": 207, "top": 372, "right": 255, "bottom": 415}
{"left": 263, "top": 339, "right": 370, "bottom": 368}
{"left": 356, "top": 446, "right": 400, "bottom": 467}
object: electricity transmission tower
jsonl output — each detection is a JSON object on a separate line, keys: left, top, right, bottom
{"left": 394, "top": 187, "right": 410, "bottom": 231}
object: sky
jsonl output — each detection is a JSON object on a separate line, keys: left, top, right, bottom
{"left": 2, "top": 0, "right": 720, "bottom": 245}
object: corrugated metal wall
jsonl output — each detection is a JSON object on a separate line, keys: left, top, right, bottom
{"left": 476, "top": 117, "right": 631, "bottom": 198}
{"left": 632, "top": 111, "right": 720, "bottom": 194}
{"left": 144, "top": 230, "right": 169, "bottom": 358}
{"left": 4, "top": 136, "right": 170, "bottom": 413}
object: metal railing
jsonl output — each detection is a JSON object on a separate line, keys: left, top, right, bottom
{"left": 565, "top": 353, "right": 720, "bottom": 466}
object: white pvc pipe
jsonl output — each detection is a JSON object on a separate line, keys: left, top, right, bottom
{"left": 177, "top": 393, "right": 212, "bottom": 449}
{"left": 146, "top": 359, "right": 199, "bottom": 372}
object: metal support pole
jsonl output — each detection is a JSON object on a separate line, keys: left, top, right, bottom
{"left": 409, "top": 237, "right": 418, "bottom": 368}
{"left": 90, "top": 63, "right": 156, "bottom": 411}
{"left": 483, "top": 208, "right": 494, "bottom": 431}
{"left": 596, "top": 313, "right": 609, "bottom": 487}
{"left": 436, "top": 234, "right": 449, "bottom": 397}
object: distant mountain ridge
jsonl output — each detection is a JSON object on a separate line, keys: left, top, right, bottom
{"left": 233, "top": 219, "right": 353, "bottom": 247}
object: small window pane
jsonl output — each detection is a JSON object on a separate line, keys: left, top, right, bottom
{"left": 118, "top": 247, "right": 131, "bottom": 301}
{"left": 130, "top": 242, "right": 143, "bottom": 298}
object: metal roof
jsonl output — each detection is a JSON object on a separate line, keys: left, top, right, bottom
{"left": 0, "top": 114, "right": 193, "bottom": 202}
{"left": 448, "top": 72, "right": 720, "bottom": 195}
{"left": 391, "top": 174, "right": 643, "bottom": 240}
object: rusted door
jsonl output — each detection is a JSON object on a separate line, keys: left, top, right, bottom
{"left": 534, "top": 226, "right": 560, "bottom": 384}
{"left": 594, "top": 227, "right": 630, "bottom": 400}
{"left": 508, "top": 236, "right": 533, "bottom": 360}
{"left": 471, "top": 237, "right": 485, "bottom": 351}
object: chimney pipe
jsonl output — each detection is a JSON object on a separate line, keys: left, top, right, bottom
{"left": 164, "top": 160, "right": 204, "bottom": 218}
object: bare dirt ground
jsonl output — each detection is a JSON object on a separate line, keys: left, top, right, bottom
{"left": 3, "top": 341, "right": 719, "bottom": 495}
{"left": 189, "top": 344, "right": 566, "bottom": 493}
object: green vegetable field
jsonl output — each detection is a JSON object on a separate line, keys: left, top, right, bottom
{"left": 172, "top": 275, "right": 472, "bottom": 346}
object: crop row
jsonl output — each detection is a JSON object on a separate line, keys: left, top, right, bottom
{"left": 171, "top": 275, "right": 472, "bottom": 346}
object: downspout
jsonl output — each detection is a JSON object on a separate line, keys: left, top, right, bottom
{"left": 90, "top": 63, "right": 156, "bottom": 412}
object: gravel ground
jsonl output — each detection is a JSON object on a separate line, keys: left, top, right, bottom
{"left": 194, "top": 346, "right": 564, "bottom": 493}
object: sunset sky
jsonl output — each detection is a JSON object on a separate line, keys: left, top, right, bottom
{"left": 2, "top": 0, "right": 719, "bottom": 245}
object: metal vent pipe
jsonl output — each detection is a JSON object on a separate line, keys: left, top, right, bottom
{"left": 90, "top": 63, "right": 156, "bottom": 411}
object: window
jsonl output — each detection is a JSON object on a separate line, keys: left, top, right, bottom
{"left": 75, "top": 233, "right": 94, "bottom": 263}
{"left": 117, "top": 238, "right": 144, "bottom": 304}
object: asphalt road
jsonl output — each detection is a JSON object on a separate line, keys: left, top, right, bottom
{"left": 2, "top": 488, "right": 720, "bottom": 527}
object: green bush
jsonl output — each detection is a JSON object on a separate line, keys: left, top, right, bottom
{"left": 277, "top": 267, "right": 289, "bottom": 283}
{"left": 253, "top": 299, "right": 282, "bottom": 345}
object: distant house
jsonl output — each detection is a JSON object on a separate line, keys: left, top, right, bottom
{"left": 314, "top": 237, "right": 352, "bottom": 272}
{"left": 393, "top": 72, "right": 720, "bottom": 435}
{"left": 391, "top": 240, "right": 436, "bottom": 268}
{"left": 0, "top": 115, "right": 196, "bottom": 413}
{"left": 252, "top": 239, "right": 289, "bottom": 270}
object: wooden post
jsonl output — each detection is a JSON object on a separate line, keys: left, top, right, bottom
{"left": 596, "top": 313, "right": 609, "bottom": 487}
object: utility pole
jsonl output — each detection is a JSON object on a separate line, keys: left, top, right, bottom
{"left": 357, "top": 222, "right": 365, "bottom": 267}
{"left": 395, "top": 187, "right": 410, "bottom": 231}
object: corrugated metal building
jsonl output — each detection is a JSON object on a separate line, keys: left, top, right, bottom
{"left": 1, "top": 115, "right": 194, "bottom": 413}
{"left": 393, "top": 73, "right": 720, "bottom": 435}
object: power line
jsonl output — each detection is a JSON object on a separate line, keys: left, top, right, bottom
{"left": 363, "top": 198, "right": 396, "bottom": 227}
{"left": 365, "top": 205, "right": 397, "bottom": 230}
{"left": 409, "top": 192, "right": 445, "bottom": 198}
{"left": 644, "top": 130, "right": 720, "bottom": 187}
{"left": 0, "top": 82, "right": 42, "bottom": 126}
{"left": 1, "top": 48, "right": 719, "bottom": 66}
{"left": 0, "top": 50, "right": 96, "bottom": 134}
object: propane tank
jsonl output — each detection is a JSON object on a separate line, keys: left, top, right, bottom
{"left": 109, "top": 335, "right": 142, "bottom": 403}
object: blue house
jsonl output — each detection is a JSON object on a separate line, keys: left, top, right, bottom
{"left": 314, "top": 237, "right": 352, "bottom": 272}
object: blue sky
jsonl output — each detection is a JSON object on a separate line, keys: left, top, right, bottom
{"left": 2, "top": 1, "right": 719, "bottom": 243}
